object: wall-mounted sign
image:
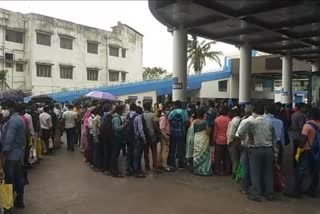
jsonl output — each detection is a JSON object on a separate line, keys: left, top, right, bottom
{"left": 173, "top": 83, "right": 183, "bottom": 89}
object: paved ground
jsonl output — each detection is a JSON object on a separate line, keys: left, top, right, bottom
{"left": 16, "top": 145, "right": 320, "bottom": 214}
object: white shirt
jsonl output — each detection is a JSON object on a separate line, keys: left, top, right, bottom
{"left": 88, "top": 114, "right": 94, "bottom": 134}
{"left": 62, "top": 110, "right": 78, "bottom": 129}
{"left": 236, "top": 115, "right": 255, "bottom": 147}
{"left": 39, "top": 112, "right": 52, "bottom": 130}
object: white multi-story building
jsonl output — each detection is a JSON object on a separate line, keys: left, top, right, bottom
{"left": 0, "top": 8, "right": 143, "bottom": 95}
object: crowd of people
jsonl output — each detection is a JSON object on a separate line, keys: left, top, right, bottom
{"left": 0, "top": 98, "right": 319, "bottom": 213}
{"left": 78, "top": 99, "right": 319, "bottom": 202}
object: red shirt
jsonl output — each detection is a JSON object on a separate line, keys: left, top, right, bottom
{"left": 214, "top": 115, "right": 231, "bottom": 145}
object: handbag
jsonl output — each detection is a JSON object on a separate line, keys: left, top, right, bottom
{"left": 0, "top": 180, "right": 13, "bottom": 210}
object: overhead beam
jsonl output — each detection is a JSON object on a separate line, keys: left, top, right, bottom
{"left": 185, "top": 15, "right": 227, "bottom": 28}
{"left": 194, "top": 0, "right": 319, "bottom": 50}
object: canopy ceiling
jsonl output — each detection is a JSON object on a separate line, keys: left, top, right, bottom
{"left": 149, "top": 0, "right": 320, "bottom": 63}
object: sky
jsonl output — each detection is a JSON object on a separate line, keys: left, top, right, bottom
{"left": 0, "top": 1, "right": 239, "bottom": 73}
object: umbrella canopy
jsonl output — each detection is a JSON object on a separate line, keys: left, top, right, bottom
{"left": 84, "top": 91, "right": 117, "bottom": 101}
{"left": 0, "top": 90, "right": 26, "bottom": 100}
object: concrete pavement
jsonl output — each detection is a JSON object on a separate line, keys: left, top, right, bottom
{"left": 16, "top": 146, "right": 320, "bottom": 214}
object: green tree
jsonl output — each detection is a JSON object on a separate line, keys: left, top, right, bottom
{"left": 143, "top": 67, "right": 167, "bottom": 80}
{"left": 187, "top": 35, "right": 222, "bottom": 74}
{"left": 0, "top": 70, "right": 8, "bottom": 91}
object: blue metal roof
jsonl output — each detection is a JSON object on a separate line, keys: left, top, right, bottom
{"left": 24, "top": 70, "right": 231, "bottom": 103}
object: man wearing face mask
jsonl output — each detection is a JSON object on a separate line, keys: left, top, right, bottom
{"left": 1, "top": 100, "right": 27, "bottom": 210}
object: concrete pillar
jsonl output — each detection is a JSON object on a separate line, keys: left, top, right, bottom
{"left": 281, "top": 54, "right": 293, "bottom": 105}
{"left": 239, "top": 43, "right": 252, "bottom": 104}
{"left": 312, "top": 58, "right": 320, "bottom": 72}
{"left": 172, "top": 25, "right": 187, "bottom": 102}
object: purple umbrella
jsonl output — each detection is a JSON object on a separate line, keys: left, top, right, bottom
{"left": 84, "top": 91, "right": 117, "bottom": 101}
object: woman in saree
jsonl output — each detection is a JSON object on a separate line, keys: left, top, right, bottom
{"left": 82, "top": 105, "right": 95, "bottom": 162}
{"left": 192, "top": 109, "right": 212, "bottom": 176}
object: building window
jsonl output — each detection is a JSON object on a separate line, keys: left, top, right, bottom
{"left": 109, "top": 47, "right": 119, "bottom": 57}
{"left": 121, "top": 72, "right": 126, "bottom": 82}
{"left": 37, "top": 32, "right": 51, "bottom": 46}
{"left": 87, "top": 69, "right": 99, "bottom": 81}
{"left": 109, "top": 71, "right": 119, "bottom": 82}
{"left": 87, "top": 42, "right": 98, "bottom": 54}
{"left": 5, "top": 62, "right": 12, "bottom": 68}
{"left": 60, "top": 66, "right": 73, "bottom": 79}
{"left": 60, "top": 37, "right": 73, "bottom": 50}
{"left": 36, "top": 64, "right": 52, "bottom": 77}
{"left": 5, "top": 53, "right": 13, "bottom": 60}
{"left": 122, "top": 49, "right": 127, "bottom": 58}
{"left": 218, "top": 80, "right": 228, "bottom": 92}
{"left": 5, "top": 29, "right": 23, "bottom": 43}
{"left": 255, "top": 83, "right": 263, "bottom": 92}
{"left": 16, "top": 63, "right": 23, "bottom": 72}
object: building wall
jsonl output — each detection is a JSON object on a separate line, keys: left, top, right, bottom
{"left": 200, "top": 78, "right": 230, "bottom": 98}
{"left": 232, "top": 55, "right": 311, "bottom": 74}
{"left": 0, "top": 8, "right": 143, "bottom": 95}
{"left": 117, "top": 90, "right": 156, "bottom": 105}
{"left": 0, "top": 9, "right": 27, "bottom": 90}
{"left": 199, "top": 75, "right": 275, "bottom": 100}
{"left": 107, "top": 23, "right": 143, "bottom": 84}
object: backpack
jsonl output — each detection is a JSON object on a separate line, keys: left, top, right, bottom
{"left": 142, "top": 116, "right": 151, "bottom": 142}
{"left": 171, "top": 113, "right": 184, "bottom": 137}
{"left": 99, "top": 114, "right": 113, "bottom": 142}
{"left": 306, "top": 122, "right": 320, "bottom": 161}
{"left": 128, "top": 114, "right": 138, "bottom": 141}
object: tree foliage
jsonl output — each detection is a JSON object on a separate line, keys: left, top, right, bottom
{"left": 143, "top": 67, "right": 167, "bottom": 80}
{"left": 187, "top": 35, "right": 222, "bottom": 74}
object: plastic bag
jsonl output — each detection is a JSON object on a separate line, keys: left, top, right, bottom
{"left": 235, "top": 162, "right": 243, "bottom": 182}
{"left": 49, "top": 138, "right": 54, "bottom": 149}
{"left": 0, "top": 181, "right": 13, "bottom": 210}
{"left": 274, "top": 165, "right": 285, "bottom": 192}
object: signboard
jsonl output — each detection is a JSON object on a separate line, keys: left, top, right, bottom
{"left": 173, "top": 83, "right": 183, "bottom": 89}
{"left": 172, "top": 77, "right": 182, "bottom": 89}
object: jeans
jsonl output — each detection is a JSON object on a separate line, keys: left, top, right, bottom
{"left": 133, "top": 140, "right": 144, "bottom": 175}
{"left": 144, "top": 136, "right": 158, "bottom": 169}
{"left": 249, "top": 147, "right": 274, "bottom": 198}
{"left": 41, "top": 128, "right": 51, "bottom": 153}
{"left": 126, "top": 139, "right": 134, "bottom": 173}
{"left": 4, "top": 160, "right": 25, "bottom": 204}
{"left": 168, "top": 135, "right": 185, "bottom": 168}
{"left": 240, "top": 147, "right": 251, "bottom": 192}
{"left": 102, "top": 139, "right": 112, "bottom": 172}
{"left": 293, "top": 150, "right": 320, "bottom": 194}
{"left": 66, "top": 127, "right": 76, "bottom": 150}
{"left": 228, "top": 139, "right": 241, "bottom": 174}
{"left": 93, "top": 142, "right": 103, "bottom": 170}
{"left": 110, "top": 139, "right": 123, "bottom": 175}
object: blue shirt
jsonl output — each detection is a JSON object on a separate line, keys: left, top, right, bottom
{"left": 264, "top": 114, "right": 285, "bottom": 145}
{"left": 134, "top": 114, "right": 145, "bottom": 142}
{"left": 168, "top": 109, "right": 188, "bottom": 123}
{"left": 1, "top": 113, "right": 26, "bottom": 161}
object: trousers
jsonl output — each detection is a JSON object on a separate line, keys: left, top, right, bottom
{"left": 249, "top": 147, "right": 274, "bottom": 198}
